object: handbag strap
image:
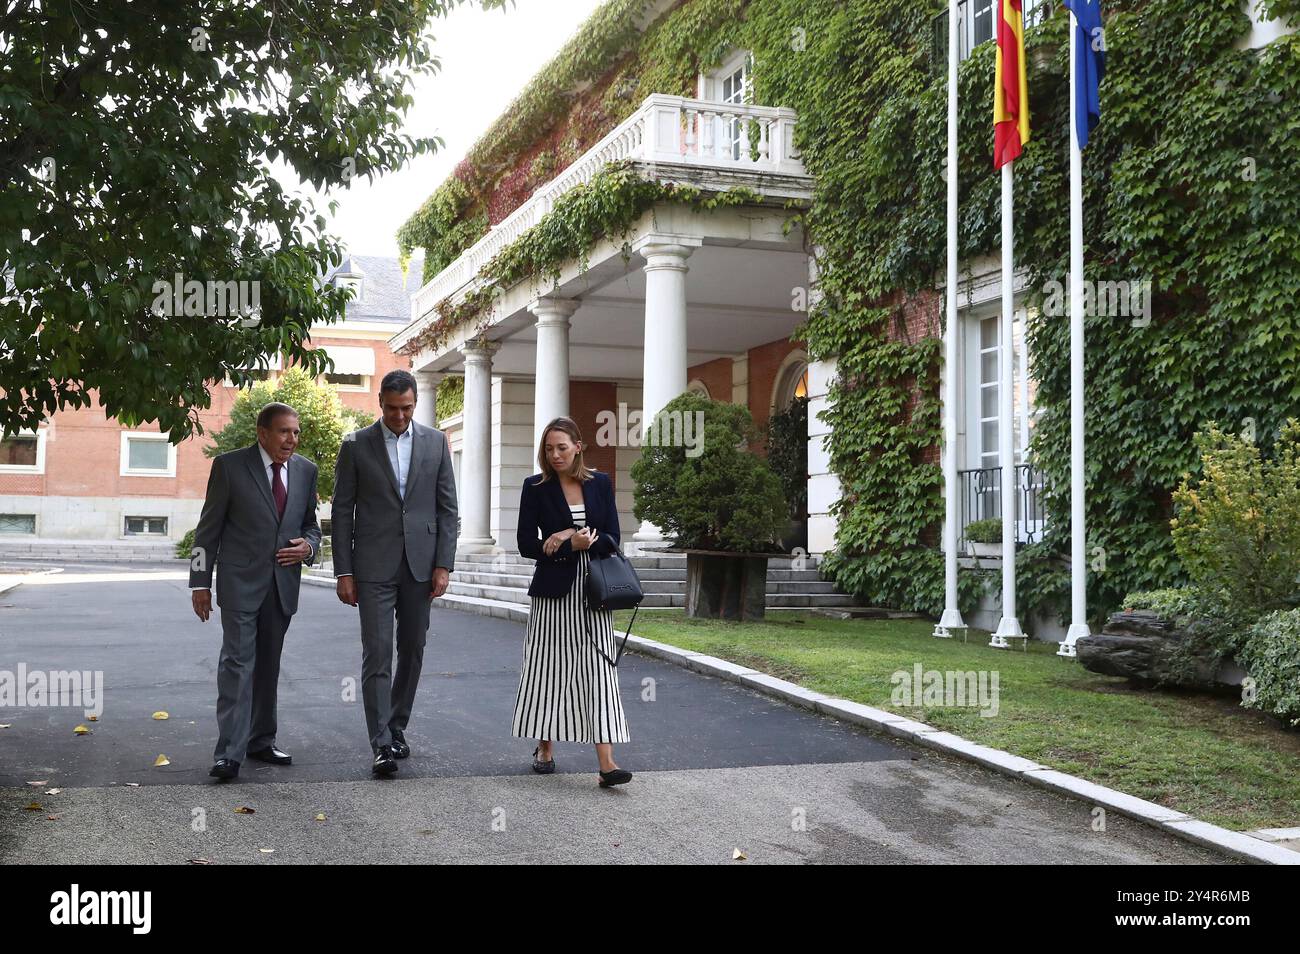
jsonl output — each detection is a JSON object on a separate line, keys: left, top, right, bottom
{"left": 586, "top": 596, "right": 636, "bottom": 668}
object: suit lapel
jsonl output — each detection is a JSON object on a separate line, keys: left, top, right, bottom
{"left": 403, "top": 423, "right": 425, "bottom": 502}
{"left": 368, "top": 423, "right": 401, "bottom": 501}
{"left": 245, "top": 445, "right": 278, "bottom": 521}
{"left": 281, "top": 455, "right": 303, "bottom": 530}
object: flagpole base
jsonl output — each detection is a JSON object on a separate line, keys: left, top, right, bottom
{"left": 1057, "top": 622, "right": 1091, "bottom": 658}
{"left": 990, "top": 615, "right": 1025, "bottom": 650}
{"left": 933, "top": 607, "right": 966, "bottom": 639}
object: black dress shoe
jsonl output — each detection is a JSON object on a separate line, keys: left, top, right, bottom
{"left": 372, "top": 745, "right": 398, "bottom": 776}
{"left": 209, "top": 759, "right": 240, "bottom": 780}
{"left": 246, "top": 746, "right": 292, "bottom": 766}
{"left": 389, "top": 730, "right": 410, "bottom": 760}
{"left": 531, "top": 746, "right": 555, "bottom": 775}
{"left": 598, "top": 768, "right": 632, "bottom": 788}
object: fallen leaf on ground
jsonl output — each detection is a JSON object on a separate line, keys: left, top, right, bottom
{"left": 73, "top": 725, "right": 90, "bottom": 735}
{"left": 152, "top": 711, "right": 169, "bottom": 720}
{"left": 314, "top": 813, "right": 326, "bottom": 822}
{"left": 45, "top": 788, "right": 62, "bottom": 795}
{"left": 234, "top": 806, "right": 255, "bottom": 815}
{"left": 732, "top": 848, "right": 747, "bottom": 861}
{"left": 258, "top": 848, "right": 275, "bottom": 854}
{"left": 153, "top": 754, "right": 170, "bottom": 767}
{"left": 87, "top": 714, "right": 98, "bottom": 722}
{"left": 45, "top": 814, "right": 60, "bottom": 821}
{"left": 22, "top": 802, "right": 42, "bottom": 811}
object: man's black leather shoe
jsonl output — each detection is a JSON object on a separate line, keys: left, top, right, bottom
{"left": 209, "top": 759, "right": 240, "bottom": 780}
{"left": 372, "top": 745, "right": 398, "bottom": 776}
{"left": 390, "top": 730, "right": 410, "bottom": 760}
{"left": 247, "top": 746, "right": 292, "bottom": 766}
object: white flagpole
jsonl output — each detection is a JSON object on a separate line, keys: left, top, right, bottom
{"left": 991, "top": 157, "right": 1023, "bottom": 649}
{"left": 936, "top": 0, "right": 965, "bottom": 640}
{"left": 1060, "top": 4, "right": 1090, "bottom": 657}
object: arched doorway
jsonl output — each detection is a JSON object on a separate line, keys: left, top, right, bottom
{"left": 768, "top": 353, "right": 810, "bottom": 552}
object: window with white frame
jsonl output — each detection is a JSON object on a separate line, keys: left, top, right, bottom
{"left": 0, "top": 513, "right": 36, "bottom": 534}
{"left": 120, "top": 432, "right": 176, "bottom": 477}
{"left": 124, "top": 516, "right": 168, "bottom": 536}
{"left": 0, "top": 428, "right": 46, "bottom": 474}
{"left": 703, "top": 50, "right": 753, "bottom": 161}
{"left": 954, "top": 0, "right": 1051, "bottom": 62}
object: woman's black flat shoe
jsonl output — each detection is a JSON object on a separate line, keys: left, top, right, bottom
{"left": 532, "top": 746, "right": 555, "bottom": 774}
{"left": 598, "top": 768, "right": 632, "bottom": 787}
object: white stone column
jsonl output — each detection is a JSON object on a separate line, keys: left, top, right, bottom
{"left": 458, "top": 340, "right": 498, "bottom": 552}
{"left": 412, "top": 370, "right": 441, "bottom": 428}
{"left": 528, "top": 296, "right": 578, "bottom": 450}
{"left": 634, "top": 241, "right": 693, "bottom": 545}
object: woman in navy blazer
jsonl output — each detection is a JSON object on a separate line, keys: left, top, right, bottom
{"left": 510, "top": 416, "right": 632, "bottom": 787}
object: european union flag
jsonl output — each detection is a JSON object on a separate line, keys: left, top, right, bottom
{"left": 1063, "top": 0, "right": 1105, "bottom": 149}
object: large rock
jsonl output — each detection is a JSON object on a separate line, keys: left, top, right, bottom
{"left": 1076, "top": 610, "right": 1235, "bottom": 690}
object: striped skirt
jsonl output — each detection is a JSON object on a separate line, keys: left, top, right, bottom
{"left": 511, "top": 549, "right": 631, "bottom": 744}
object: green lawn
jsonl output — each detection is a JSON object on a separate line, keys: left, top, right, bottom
{"left": 613, "top": 610, "right": 1300, "bottom": 831}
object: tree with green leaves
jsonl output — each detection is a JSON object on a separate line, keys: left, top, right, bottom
{"left": 209, "top": 366, "right": 372, "bottom": 500}
{"left": 632, "top": 391, "right": 788, "bottom": 552}
{"left": 0, "top": 0, "right": 486, "bottom": 439}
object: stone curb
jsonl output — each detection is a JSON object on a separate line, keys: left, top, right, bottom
{"left": 618, "top": 630, "right": 1300, "bottom": 866}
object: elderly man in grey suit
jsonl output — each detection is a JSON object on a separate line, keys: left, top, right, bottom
{"left": 332, "top": 369, "right": 458, "bottom": 776}
{"left": 190, "top": 402, "right": 321, "bottom": 781}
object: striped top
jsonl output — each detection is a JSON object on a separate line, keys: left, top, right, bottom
{"left": 568, "top": 502, "right": 585, "bottom": 528}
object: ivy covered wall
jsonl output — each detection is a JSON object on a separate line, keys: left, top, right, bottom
{"left": 398, "top": 0, "right": 1300, "bottom": 623}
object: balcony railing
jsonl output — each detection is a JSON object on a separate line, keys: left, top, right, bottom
{"left": 407, "top": 93, "right": 805, "bottom": 331}
{"left": 958, "top": 463, "right": 1046, "bottom": 552}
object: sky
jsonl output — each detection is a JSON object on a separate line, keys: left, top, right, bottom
{"left": 285, "top": 0, "right": 609, "bottom": 261}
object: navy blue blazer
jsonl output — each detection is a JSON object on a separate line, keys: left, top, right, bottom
{"left": 517, "top": 470, "right": 620, "bottom": 597}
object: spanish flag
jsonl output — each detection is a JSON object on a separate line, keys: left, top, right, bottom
{"left": 993, "top": 0, "right": 1030, "bottom": 168}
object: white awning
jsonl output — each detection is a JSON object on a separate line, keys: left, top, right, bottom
{"left": 321, "top": 345, "right": 375, "bottom": 376}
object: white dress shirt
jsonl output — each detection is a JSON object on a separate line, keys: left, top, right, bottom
{"left": 382, "top": 420, "right": 412, "bottom": 498}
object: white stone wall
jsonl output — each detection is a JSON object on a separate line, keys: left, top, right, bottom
{"left": 490, "top": 378, "right": 536, "bottom": 550}
{"left": 0, "top": 495, "right": 205, "bottom": 541}
{"left": 614, "top": 382, "right": 644, "bottom": 543}
{"left": 806, "top": 357, "right": 840, "bottom": 556}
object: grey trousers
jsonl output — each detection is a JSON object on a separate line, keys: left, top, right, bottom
{"left": 214, "top": 578, "right": 290, "bottom": 762}
{"left": 357, "top": 553, "right": 432, "bottom": 752}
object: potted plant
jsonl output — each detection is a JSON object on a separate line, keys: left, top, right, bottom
{"left": 964, "top": 518, "right": 1002, "bottom": 559}
{"left": 632, "top": 392, "right": 788, "bottom": 620}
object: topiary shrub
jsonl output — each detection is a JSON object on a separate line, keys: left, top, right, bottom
{"left": 175, "top": 528, "right": 196, "bottom": 560}
{"left": 1239, "top": 609, "right": 1300, "bottom": 728}
{"left": 631, "top": 392, "right": 787, "bottom": 552}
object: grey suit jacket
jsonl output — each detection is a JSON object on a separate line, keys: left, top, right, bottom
{"left": 331, "top": 420, "right": 458, "bottom": 583}
{"left": 188, "top": 445, "right": 322, "bottom": 616}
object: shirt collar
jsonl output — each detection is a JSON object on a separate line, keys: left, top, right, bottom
{"left": 381, "top": 421, "right": 412, "bottom": 442}
{"left": 257, "top": 444, "right": 275, "bottom": 470}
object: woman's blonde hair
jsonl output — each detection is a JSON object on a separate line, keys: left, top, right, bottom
{"left": 537, "top": 416, "right": 594, "bottom": 482}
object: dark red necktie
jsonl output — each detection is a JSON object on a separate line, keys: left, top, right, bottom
{"left": 271, "top": 461, "right": 287, "bottom": 520}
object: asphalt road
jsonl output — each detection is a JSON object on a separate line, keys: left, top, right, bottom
{"left": 0, "top": 562, "right": 1225, "bottom": 864}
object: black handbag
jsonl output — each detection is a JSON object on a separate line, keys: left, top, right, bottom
{"left": 583, "top": 547, "right": 643, "bottom": 667}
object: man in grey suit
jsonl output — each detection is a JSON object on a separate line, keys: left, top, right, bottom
{"left": 332, "top": 369, "right": 458, "bottom": 776}
{"left": 190, "top": 402, "right": 321, "bottom": 781}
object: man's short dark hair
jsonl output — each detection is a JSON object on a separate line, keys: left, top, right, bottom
{"left": 380, "top": 369, "right": 418, "bottom": 399}
{"left": 256, "top": 402, "right": 299, "bottom": 429}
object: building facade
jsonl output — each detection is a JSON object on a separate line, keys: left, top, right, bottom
{"left": 0, "top": 254, "right": 419, "bottom": 543}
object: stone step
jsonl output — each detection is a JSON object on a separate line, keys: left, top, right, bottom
{"left": 446, "top": 581, "right": 685, "bottom": 608}
{"left": 457, "top": 550, "right": 821, "bottom": 572}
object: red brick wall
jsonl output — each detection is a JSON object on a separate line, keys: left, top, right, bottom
{"left": 3, "top": 338, "right": 407, "bottom": 506}
{"left": 307, "top": 336, "right": 411, "bottom": 417}
{"left": 568, "top": 380, "right": 618, "bottom": 492}
{"left": 686, "top": 356, "right": 732, "bottom": 402}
